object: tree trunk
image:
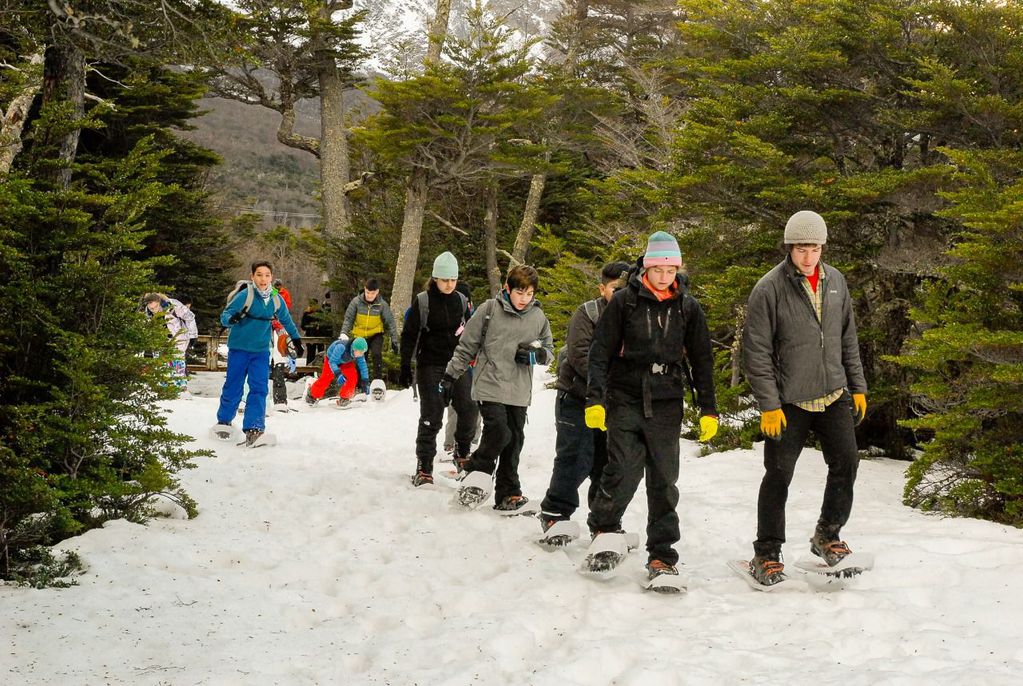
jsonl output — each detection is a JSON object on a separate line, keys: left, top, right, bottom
{"left": 511, "top": 169, "right": 547, "bottom": 265}
{"left": 317, "top": 62, "right": 352, "bottom": 243}
{"left": 484, "top": 183, "right": 503, "bottom": 295}
{"left": 0, "top": 53, "right": 43, "bottom": 175}
{"left": 41, "top": 42, "right": 85, "bottom": 188}
{"left": 425, "top": 0, "right": 453, "bottom": 65}
{"left": 391, "top": 168, "right": 429, "bottom": 334}
{"left": 391, "top": 0, "right": 454, "bottom": 333}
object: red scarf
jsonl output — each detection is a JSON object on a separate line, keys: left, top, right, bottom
{"left": 642, "top": 273, "right": 677, "bottom": 302}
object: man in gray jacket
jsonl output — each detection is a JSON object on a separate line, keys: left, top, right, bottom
{"left": 741, "top": 210, "right": 868, "bottom": 586}
{"left": 441, "top": 265, "right": 555, "bottom": 512}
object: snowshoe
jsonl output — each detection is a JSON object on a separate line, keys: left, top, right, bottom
{"left": 493, "top": 495, "right": 539, "bottom": 517}
{"left": 237, "top": 429, "right": 276, "bottom": 448}
{"left": 795, "top": 552, "right": 874, "bottom": 579}
{"left": 453, "top": 470, "right": 492, "bottom": 510}
{"left": 727, "top": 559, "right": 792, "bottom": 592}
{"left": 209, "top": 422, "right": 239, "bottom": 442}
{"left": 644, "top": 560, "right": 686, "bottom": 595}
{"left": 335, "top": 397, "right": 353, "bottom": 409}
{"left": 537, "top": 513, "right": 580, "bottom": 550}
{"left": 580, "top": 532, "right": 629, "bottom": 577}
{"left": 273, "top": 402, "right": 290, "bottom": 413}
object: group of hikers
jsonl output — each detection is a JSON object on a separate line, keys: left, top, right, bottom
{"left": 191, "top": 209, "right": 867, "bottom": 589}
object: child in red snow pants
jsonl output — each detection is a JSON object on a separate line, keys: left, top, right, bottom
{"left": 310, "top": 359, "right": 358, "bottom": 400}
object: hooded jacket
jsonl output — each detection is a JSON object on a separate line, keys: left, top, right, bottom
{"left": 587, "top": 261, "right": 717, "bottom": 416}
{"left": 444, "top": 292, "right": 554, "bottom": 408}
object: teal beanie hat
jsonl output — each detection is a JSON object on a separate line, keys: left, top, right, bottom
{"left": 432, "top": 251, "right": 459, "bottom": 279}
{"left": 643, "top": 231, "right": 682, "bottom": 268}
{"left": 351, "top": 337, "right": 368, "bottom": 353}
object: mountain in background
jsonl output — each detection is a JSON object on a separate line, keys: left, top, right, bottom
{"left": 180, "top": 1, "right": 566, "bottom": 226}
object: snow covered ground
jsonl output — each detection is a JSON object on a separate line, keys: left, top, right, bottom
{"left": 3, "top": 369, "right": 1023, "bottom": 685}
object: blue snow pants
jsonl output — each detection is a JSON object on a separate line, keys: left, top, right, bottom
{"left": 217, "top": 349, "right": 271, "bottom": 431}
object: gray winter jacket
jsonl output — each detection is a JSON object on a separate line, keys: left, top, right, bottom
{"left": 742, "top": 258, "right": 867, "bottom": 411}
{"left": 444, "top": 293, "right": 554, "bottom": 408}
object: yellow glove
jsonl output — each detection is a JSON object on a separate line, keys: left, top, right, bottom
{"left": 760, "top": 408, "right": 787, "bottom": 440}
{"left": 585, "top": 404, "right": 607, "bottom": 432}
{"left": 698, "top": 415, "right": 719, "bottom": 442}
{"left": 852, "top": 393, "right": 867, "bottom": 426}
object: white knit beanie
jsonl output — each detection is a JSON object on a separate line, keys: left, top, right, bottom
{"left": 783, "top": 211, "right": 828, "bottom": 245}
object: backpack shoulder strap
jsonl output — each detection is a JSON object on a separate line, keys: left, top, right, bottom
{"left": 240, "top": 282, "right": 255, "bottom": 318}
{"left": 417, "top": 291, "right": 430, "bottom": 331}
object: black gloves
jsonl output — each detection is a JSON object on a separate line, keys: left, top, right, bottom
{"left": 514, "top": 341, "right": 550, "bottom": 366}
{"left": 361, "top": 379, "right": 371, "bottom": 395}
{"left": 438, "top": 374, "right": 455, "bottom": 404}
{"left": 292, "top": 339, "right": 304, "bottom": 358}
{"left": 399, "top": 363, "right": 413, "bottom": 389}
{"left": 227, "top": 312, "right": 243, "bottom": 325}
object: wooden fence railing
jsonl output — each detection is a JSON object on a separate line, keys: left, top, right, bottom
{"left": 186, "top": 335, "right": 334, "bottom": 374}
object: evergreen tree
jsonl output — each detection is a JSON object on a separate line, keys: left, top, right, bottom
{"left": 77, "top": 61, "right": 235, "bottom": 328}
{"left": 893, "top": 149, "right": 1023, "bottom": 523}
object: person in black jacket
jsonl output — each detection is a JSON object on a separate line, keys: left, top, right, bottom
{"left": 400, "top": 252, "right": 478, "bottom": 487}
{"left": 585, "top": 232, "right": 718, "bottom": 582}
{"left": 537, "top": 261, "right": 630, "bottom": 540}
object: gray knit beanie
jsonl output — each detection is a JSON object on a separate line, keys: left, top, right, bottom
{"left": 783, "top": 211, "right": 828, "bottom": 245}
{"left": 432, "top": 251, "right": 459, "bottom": 279}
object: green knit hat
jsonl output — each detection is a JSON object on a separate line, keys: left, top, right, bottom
{"left": 351, "top": 337, "right": 368, "bottom": 353}
{"left": 643, "top": 231, "right": 682, "bottom": 267}
{"left": 432, "top": 251, "right": 459, "bottom": 279}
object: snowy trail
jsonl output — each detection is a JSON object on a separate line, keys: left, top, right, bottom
{"left": 3, "top": 371, "right": 1022, "bottom": 685}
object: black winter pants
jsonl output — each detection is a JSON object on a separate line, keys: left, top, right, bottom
{"left": 541, "top": 391, "right": 608, "bottom": 518}
{"left": 365, "top": 333, "right": 385, "bottom": 381}
{"left": 754, "top": 393, "right": 860, "bottom": 558}
{"left": 271, "top": 362, "right": 288, "bottom": 405}
{"left": 466, "top": 401, "right": 528, "bottom": 502}
{"left": 415, "top": 364, "right": 478, "bottom": 472}
{"left": 587, "top": 395, "right": 683, "bottom": 566}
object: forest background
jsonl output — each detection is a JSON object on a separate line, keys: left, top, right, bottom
{"left": 1, "top": 0, "right": 1022, "bottom": 584}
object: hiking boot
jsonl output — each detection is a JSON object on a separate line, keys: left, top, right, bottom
{"left": 452, "top": 448, "right": 471, "bottom": 476}
{"left": 749, "top": 554, "right": 787, "bottom": 586}
{"left": 242, "top": 429, "right": 264, "bottom": 447}
{"left": 810, "top": 526, "right": 852, "bottom": 566}
{"left": 213, "top": 422, "right": 234, "bottom": 440}
{"left": 336, "top": 397, "right": 352, "bottom": 409}
{"left": 494, "top": 495, "right": 530, "bottom": 512}
{"left": 304, "top": 389, "right": 317, "bottom": 405}
{"left": 411, "top": 471, "right": 434, "bottom": 487}
{"left": 539, "top": 511, "right": 570, "bottom": 533}
{"left": 646, "top": 559, "right": 679, "bottom": 580}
